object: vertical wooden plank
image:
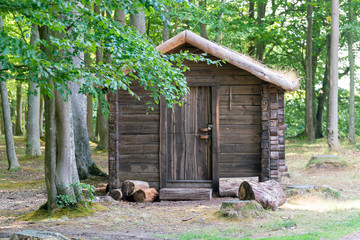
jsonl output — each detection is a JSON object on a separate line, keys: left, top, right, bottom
{"left": 212, "top": 86, "right": 220, "bottom": 193}
{"left": 159, "top": 97, "right": 167, "bottom": 188}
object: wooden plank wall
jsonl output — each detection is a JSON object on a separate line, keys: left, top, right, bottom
{"left": 181, "top": 46, "right": 262, "bottom": 179}
{"left": 112, "top": 84, "right": 160, "bottom": 189}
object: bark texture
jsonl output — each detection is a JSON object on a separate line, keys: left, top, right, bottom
{"left": 26, "top": 24, "right": 42, "bottom": 156}
{"left": 348, "top": 0, "right": 355, "bottom": 144}
{"left": 130, "top": 9, "right": 146, "bottom": 34}
{"left": 134, "top": 188, "right": 158, "bottom": 203}
{"left": 122, "top": 180, "right": 149, "bottom": 196}
{"left": 0, "top": 81, "right": 20, "bottom": 170}
{"left": 256, "top": 0, "right": 267, "bottom": 61}
{"left": 15, "top": 82, "right": 23, "bottom": 136}
{"left": 238, "top": 180, "right": 286, "bottom": 210}
{"left": 162, "top": 7, "right": 170, "bottom": 42}
{"left": 199, "top": 0, "right": 209, "bottom": 39}
{"left": 328, "top": 0, "right": 340, "bottom": 150}
{"left": 305, "top": 0, "right": 315, "bottom": 142}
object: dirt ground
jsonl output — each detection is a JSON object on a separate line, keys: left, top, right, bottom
{"left": 1, "top": 136, "right": 360, "bottom": 240}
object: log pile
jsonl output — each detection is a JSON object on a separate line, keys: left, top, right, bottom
{"left": 133, "top": 188, "right": 159, "bottom": 202}
{"left": 122, "top": 180, "right": 150, "bottom": 197}
{"left": 238, "top": 180, "right": 286, "bottom": 210}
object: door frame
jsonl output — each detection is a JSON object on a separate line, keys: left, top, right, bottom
{"left": 159, "top": 84, "right": 220, "bottom": 192}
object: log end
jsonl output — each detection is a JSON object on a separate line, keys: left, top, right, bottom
{"left": 110, "top": 189, "right": 123, "bottom": 201}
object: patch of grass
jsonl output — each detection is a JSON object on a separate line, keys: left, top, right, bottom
{"left": 18, "top": 203, "right": 109, "bottom": 221}
{"left": 306, "top": 155, "right": 349, "bottom": 169}
{"left": 266, "top": 219, "right": 297, "bottom": 231}
{"left": 0, "top": 179, "right": 44, "bottom": 190}
{"left": 174, "top": 229, "right": 244, "bottom": 240}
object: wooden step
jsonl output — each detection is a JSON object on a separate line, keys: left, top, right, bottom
{"left": 159, "top": 188, "right": 212, "bottom": 201}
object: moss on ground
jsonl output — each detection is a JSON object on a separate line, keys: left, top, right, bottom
{"left": 18, "top": 203, "right": 109, "bottom": 222}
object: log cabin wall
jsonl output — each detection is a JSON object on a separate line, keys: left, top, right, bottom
{"left": 108, "top": 85, "right": 161, "bottom": 190}
{"left": 260, "top": 83, "right": 288, "bottom": 181}
{"left": 109, "top": 43, "right": 289, "bottom": 191}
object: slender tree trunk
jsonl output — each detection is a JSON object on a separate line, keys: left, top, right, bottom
{"left": 15, "top": 82, "right": 23, "bottom": 136}
{"left": 39, "top": 95, "right": 44, "bottom": 137}
{"left": 96, "top": 96, "right": 108, "bottom": 150}
{"left": 0, "top": 15, "right": 19, "bottom": 170}
{"left": 199, "top": 0, "right": 209, "bottom": 39}
{"left": 315, "top": 35, "right": 331, "bottom": 138}
{"left": 305, "top": 0, "right": 315, "bottom": 142}
{"left": 328, "top": 0, "right": 340, "bottom": 150}
{"left": 248, "top": 0, "right": 255, "bottom": 56}
{"left": 86, "top": 94, "right": 95, "bottom": 142}
{"left": 348, "top": 0, "right": 355, "bottom": 144}
{"left": 0, "top": 81, "right": 20, "bottom": 170}
{"left": 84, "top": 47, "right": 95, "bottom": 142}
{"left": 215, "top": 0, "right": 226, "bottom": 43}
{"left": 130, "top": 9, "right": 146, "bottom": 34}
{"left": 256, "top": 0, "right": 267, "bottom": 61}
{"left": 162, "top": 6, "right": 170, "bottom": 42}
{"left": 26, "top": 24, "right": 42, "bottom": 156}
{"left": 0, "top": 96, "right": 4, "bottom": 134}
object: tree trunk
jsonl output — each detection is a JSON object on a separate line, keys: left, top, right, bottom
{"left": 70, "top": 4, "right": 105, "bottom": 180}
{"left": 316, "top": 34, "right": 331, "bottom": 138}
{"left": 305, "top": 0, "right": 315, "bottom": 142}
{"left": 96, "top": 95, "right": 108, "bottom": 150}
{"left": 328, "top": 0, "right": 340, "bottom": 150}
{"left": 0, "top": 96, "right": 4, "bottom": 134}
{"left": 15, "top": 82, "right": 23, "bottom": 136}
{"left": 162, "top": 6, "right": 170, "bottom": 42}
{"left": 122, "top": 180, "right": 149, "bottom": 196}
{"left": 238, "top": 180, "right": 286, "bottom": 211}
{"left": 86, "top": 94, "right": 95, "bottom": 142}
{"left": 348, "top": 0, "right": 355, "bottom": 144}
{"left": 130, "top": 9, "right": 146, "bottom": 34}
{"left": 54, "top": 89, "right": 81, "bottom": 199}
{"left": 39, "top": 23, "right": 81, "bottom": 211}
{"left": 134, "top": 188, "right": 159, "bottom": 202}
{"left": 0, "top": 81, "right": 20, "bottom": 170}
{"left": 247, "top": 0, "right": 255, "bottom": 56}
{"left": 114, "top": 9, "right": 126, "bottom": 26}
{"left": 256, "top": 0, "right": 267, "bottom": 61}
{"left": 199, "top": 0, "right": 209, "bottom": 39}
{"left": 26, "top": 24, "right": 42, "bottom": 157}
{"left": 215, "top": 0, "right": 226, "bottom": 43}
{"left": 39, "top": 95, "right": 44, "bottom": 137}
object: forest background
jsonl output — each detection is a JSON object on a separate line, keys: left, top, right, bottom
{"left": 0, "top": 0, "right": 359, "bottom": 209}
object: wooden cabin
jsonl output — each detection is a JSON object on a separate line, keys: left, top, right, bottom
{"left": 108, "top": 30, "right": 299, "bottom": 194}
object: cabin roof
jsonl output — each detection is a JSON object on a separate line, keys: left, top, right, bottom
{"left": 157, "top": 30, "right": 300, "bottom": 92}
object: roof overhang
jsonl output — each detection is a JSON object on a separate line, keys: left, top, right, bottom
{"left": 157, "top": 30, "right": 300, "bottom": 92}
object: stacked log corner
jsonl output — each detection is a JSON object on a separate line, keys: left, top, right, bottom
{"left": 108, "top": 90, "right": 120, "bottom": 191}
{"left": 260, "top": 84, "right": 288, "bottom": 182}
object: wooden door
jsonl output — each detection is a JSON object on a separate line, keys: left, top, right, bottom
{"left": 166, "top": 86, "right": 212, "bottom": 185}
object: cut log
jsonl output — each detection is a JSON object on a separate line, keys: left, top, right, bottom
{"left": 238, "top": 180, "right": 286, "bottom": 210}
{"left": 160, "top": 188, "right": 212, "bottom": 201}
{"left": 110, "top": 189, "right": 123, "bottom": 201}
{"left": 122, "top": 180, "right": 149, "bottom": 196}
{"left": 133, "top": 188, "right": 159, "bottom": 202}
{"left": 219, "top": 177, "right": 259, "bottom": 197}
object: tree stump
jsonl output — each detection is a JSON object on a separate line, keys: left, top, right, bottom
{"left": 133, "top": 188, "right": 158, "bottom": 202}
{"left": 110, "top": 189, "right": 123, "bottom": 201}
{"left": 122, "top": 180, "right": 149, "bottom": 196}
{"left": 238, "top": 180, "right": 286, "bottom": 210}
{"left": 219, "top": 200, "right": 263, "bottom": 218}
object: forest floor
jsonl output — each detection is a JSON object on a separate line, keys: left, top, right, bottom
{"left": 1, "top": 135, "right": 360, "bottom": 240}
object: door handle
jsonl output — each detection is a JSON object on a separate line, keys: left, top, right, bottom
{"left": 199, "top": 135, "right": 209, "bottom": 139}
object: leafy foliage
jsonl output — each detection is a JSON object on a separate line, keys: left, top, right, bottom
{"left": 56, "top": 182, "right": 95, "bottom": 208}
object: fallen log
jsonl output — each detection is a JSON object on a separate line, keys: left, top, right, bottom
{"left": 122, "top": 180, "right": 150, "bottom": 196}
{"left": 238, "top": 180, "right": 286, "bottom": 210}
{"left": 110, "top": 189, "right": 123, "bottom": 201}
{"left": 219, "top": 177, "right": 259, "bottom": 197}
{"left": 134, "top": 188, "right": 159, "bottom": 202}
